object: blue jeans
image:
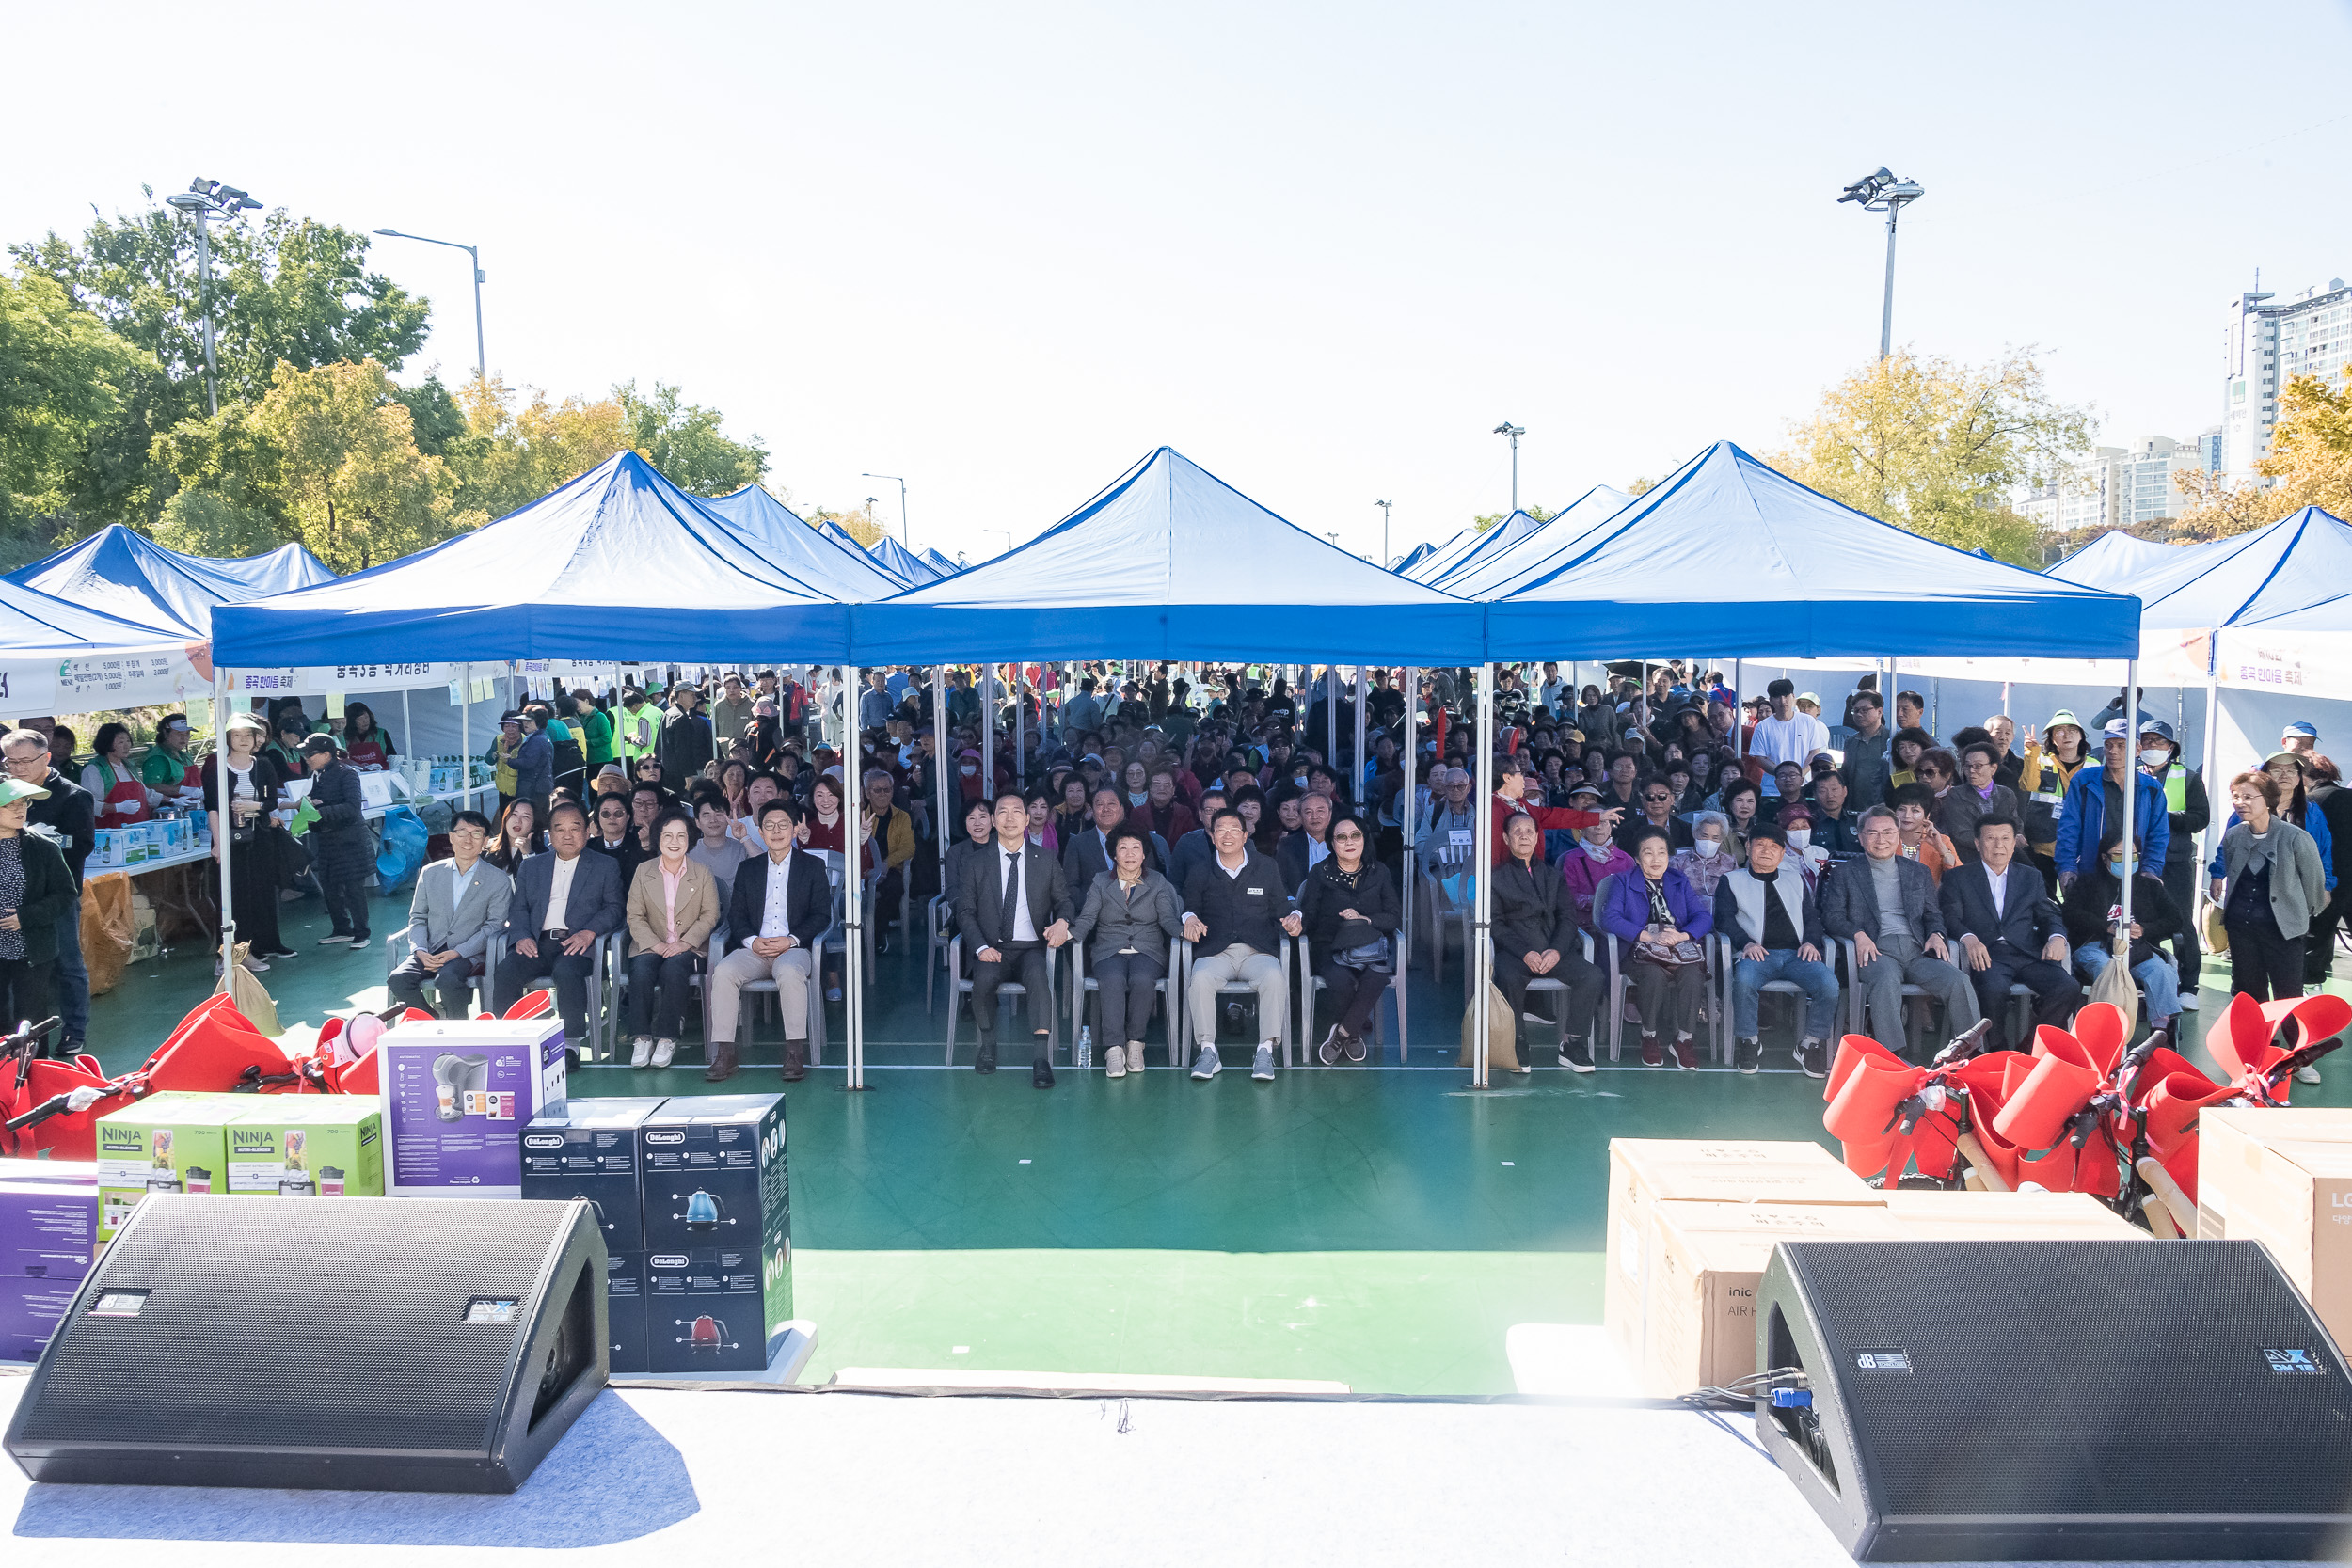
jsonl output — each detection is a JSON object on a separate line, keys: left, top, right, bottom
{"left": 1732, "top": 947, "right": 1841, "bottom": 1041}
{"left": 2077, "top": 945, "right": 2182, "bottom": 1019}
{"left": 54, "top": 892, "right": 87, "bottom": 1043}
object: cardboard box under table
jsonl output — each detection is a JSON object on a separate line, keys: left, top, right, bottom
{"left": 2197, "top": 1108, "right": 2352, "bottom": 1351}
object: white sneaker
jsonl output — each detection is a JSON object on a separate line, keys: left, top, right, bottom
{"left": 346, "top": 934, "right": 372, "bottom": 950}
{"left": 1104, "top": 1045, "right": 1127, "bottom": 1079}
{"left": 630, "top": 1037, "right": 654, "bottom": 1069}
{"left": 651, "top": 1038, "right": 676, "bottom": 1069}
{"left": 2298, "top": 1064, "right": 2323, "bottom": 1085}
{"left": 1190, "top": 1046, "right": 1220, "bottom": 1080}
{"left": 1128, "top": 1042, "right": 1147, "bottom": 1074}
{"left": 1251, "top": 1042, "right": 1278, "bottom": 1081}
{"left": 2180, "top": 993, "right": 2201, "bottom": 1011}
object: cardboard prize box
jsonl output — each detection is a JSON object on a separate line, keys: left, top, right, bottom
{"left": 1880, "top": 1189, "right": 2149, "bottom": 1241}
{"left": 1602, "top": 1139, "right": 1881, "bottom": 1381}
{"left": 521, "top": 1096, "right": 668, "bottom": 1252}
{"left": 224, "top": 1097, "right": 385, "bottom": 1197}
{"left": 644, "top": 1238, "right": 789, "bottom": 1374}
{"left": 382, "top": 1017, "right": 568, "bottom": 1198}
{"left": 93, "top": 1091, "right": 235, "bottom": 1241}
{"left": 0, "top": 1164, "right": 97, "bottom": 1363}
{"left": 2196, "top": 1108, "right": 2352, "bottom": 1350}
{"left": 605, "top": 1246, "right": 648, "bottom": 1374}
{"left": 639, "top": 1095, "right": 788, "bottom": 1256}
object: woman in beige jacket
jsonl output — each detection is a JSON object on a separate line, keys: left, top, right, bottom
{"left": 625, "top": 810, "right": 722, "bottom": 1069}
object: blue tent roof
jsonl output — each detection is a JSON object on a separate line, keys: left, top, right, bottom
{"left": 919, "top": 546, "right": 961, "bottom": 577}
{"left": 8, "top": 525, "right": 267, "bottom": 638}
{"left": 213, "top": 451, "right": 850, "bottom": 667}
{"left": 2049, "top": 530, "right": 2201, "bottom": 592}
{"left": 1401, "top": 520, "right": 1489, "bottom": 582}
{"left": 2084, "top": 506, "right": 2352, "bottom": 630}
{"left": 1390, "top": 541, "right": 1436, "bottom": 574}
{"left": 866, "top": 533, "right": 941, "bottom": 585}
{"left": 853, "top": 447, "right": 1484, "bottom": 663}
{"left": 1486, "top": 441, "right": 2141, "bottom": 659}
{"left": 0, "top": 575, "right": 191, "bottom": 654}
{"left": 1438, "top": 485, "right": 1634, "bottom": 600}
{"left": 1426, "top": 510, "right": 1549, "bottom": 590}
{"left": 700, "top": 485, "right": 907, "bottom": 601}
{"left": 195, "top": 541, "right": 335, "bottom": 594}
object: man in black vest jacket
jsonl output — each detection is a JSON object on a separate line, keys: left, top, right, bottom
{"left": 954, "top": 788, "right": 1073, "bottom": 1087}
{"left": 1937, "top": 813, "right": 2078, "bottom": 1051}
{"left": 1181, "top": 807, "right": 1303, "bottom": 1083}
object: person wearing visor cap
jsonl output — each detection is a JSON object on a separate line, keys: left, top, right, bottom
{"left": 0, "top": 773, "right": 76, "bottom": 1056}
{"left": 2134, "top": 718, "right": 2209, "bottom": 1006}
{"left": 2018, "top": 708, "right": 2093, "bottom": 879}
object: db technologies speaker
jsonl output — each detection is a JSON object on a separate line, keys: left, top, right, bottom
{"left": 5, "top": 1195, "right": 607, "bottom": 1494}
{"left": 1756, "top": 1239, "right": 2352, "bottom": 1561}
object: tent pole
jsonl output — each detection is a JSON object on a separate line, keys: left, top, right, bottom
{"left": 1354, "top": 665, "right": 1368, "bottom": 807}
{"left": 1399, "top": 664, "right": 1417, "bottom": 1062}
{"left": 1731, "top": 660, "right": 1743, "bottom": 762}
{"left": 981, "top": 664, "right": 995, "bottom": 802}
{"left": 933, "top": 666, "right": 949, "bottom": 897}
{"left": 460, "top": 662, "right": 472, "bottom": 811}
{"left": 2201, "top": 643, "right": 2223, "bottom": 908}
{"left": 212, "top": 662, "right": 235, "bottom": 975}
{"left": 1326, "top": 663, "right": 1338, "bottom": 783}
{"left": 2119, "top": 657, "right": 2137, "bottom": 942}
{"left": 1471, "top": 661, "right": 1495, "bottom": 1089}
{"left": 845, "top": 660, "right": 866, "bottom": 1091}
{"left": 401, "top": 685, "right": 413, "bottom": 792}
{"left": 1015, "top": 663, "right": 1025, "bottom": 789}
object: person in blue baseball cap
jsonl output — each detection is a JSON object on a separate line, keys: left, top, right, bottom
{"left": 2282, "top": 721, "right": 2319, "bottom": 756}
{"left": 2135, "top": 717, "right": 2209, "bottom": 1009}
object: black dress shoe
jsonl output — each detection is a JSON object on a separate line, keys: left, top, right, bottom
{"left": 1032, "top": 1055, "right": 1055, "bottom": 1089}
{"left": 975, "top": 1037, "right": 997, "bottom": 1073}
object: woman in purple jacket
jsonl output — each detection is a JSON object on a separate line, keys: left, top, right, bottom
{"left": 1597, "top": 826, "right": 1716, "bottom": 1069}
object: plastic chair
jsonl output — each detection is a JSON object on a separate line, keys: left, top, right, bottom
{"left": 1836, "top": 936, "right": 1947, "bottom": 1062}
{"left": 699, "top": 926, "right": 829, "bottom": 1069}
{"left": 1417, "top": 857, "right": 1475, "bottom": 1001}
{"left": 1715, "top": 932, "right": 1842, "bottom": 1062}
{"left": 1295, "top": 934, "right": 1391, "bottom": 1062}
{"left": 382, "top": 929, "right": 502, "bottom": 1018}
{"left": 943, "top": 935, "right": 1061, "bottom": 1065}
{"left": 925, "top": 893, "right": 954, "bottom": 1011}
{"left": 1071, "top": 936, "right": 1181, "bottom": 1070}
{"left": 1178, "top": 934, "right": 1296, "bottom": 1066}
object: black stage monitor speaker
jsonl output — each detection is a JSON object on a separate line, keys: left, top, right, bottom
{"left": 1756, "top": 1238, "right": 2352, "bottom": 1561}
{"left": 5, "top": 1194, "right": 607, "bottom": 1494}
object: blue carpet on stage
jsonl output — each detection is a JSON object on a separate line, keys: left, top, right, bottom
{"left": 12, "top": 1390, "right": 698, "bottom": 1546}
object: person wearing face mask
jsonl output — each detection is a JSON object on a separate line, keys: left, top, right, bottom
{"left": 1671, "top": 811, "right": 1735, "bottom": 900}
{"left": 1821, "top": 805, "right": 1979, "bottom": 1058}
{"left": 2131, "top": 720, "right": 2209, "bottom": 1007}
{"left": 2054, "top": 720, "right": 2170, "bottom": 888}
{"left": 956, "top": 746, "right": 985, "bottom": 801}
{"left": 1774, "top": 803, "right": 1830, "bottom": 890}
{"left": 2062, "top": 834, "right": 2184, "bottom": 1037}
{"left": 1554, "top": 782, "right": 1636, "bottom": 936}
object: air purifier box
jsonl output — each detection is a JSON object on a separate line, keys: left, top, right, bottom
{"left": 642, "top": 1238, "right": 788, "bottom": 1373}
{"left": 223, "top": 1098, "right": 385, "bottom": 1197}
{"left": 638, "top": 1094, "right": 787, "bottom": 1257}
{"left": 381, "top": 1017, "right": 569, "bottom": 1198}
{"left": 605, "top": 1248, "right": 648, "bottom": 1375}
{"left": 521, "top": 1097, "right": 667, "bottom": 1252}
{"left": 93, "top": 1092, "right": 234, "bottom": 1241}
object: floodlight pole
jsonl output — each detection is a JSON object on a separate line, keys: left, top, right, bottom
{"left": 1493, "top": 424, "right": 1524, "bottom": 514}
{"left": 1375, "top": 499, "right": 1392, "bottom": 565}
{"left": 167, "top": 181, "right": 261, "bottom": 416}
{"left": 1836, "top": 169, "right": 1924, "bottom": 362}
{"left": 373, "top": 228, "right": 485, "bottom": 388}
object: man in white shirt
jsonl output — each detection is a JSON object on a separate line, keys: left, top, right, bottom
{"left": 1749, "top": 678, "right": 1832, "bottom": 769}
{"left": 490, "top": 800, "right": 624, "bottom": 1051}
{"left": 952, "top": 789, "right": 1074, "bottom": 1085}
{"left": 707, "top": 799, "right": 833, "bottom": 1082}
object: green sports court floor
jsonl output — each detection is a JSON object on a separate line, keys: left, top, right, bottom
{"left": 83, "top": 881, "right": 2352, "bottom": 1394}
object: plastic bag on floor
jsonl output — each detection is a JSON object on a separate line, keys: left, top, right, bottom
{"left": 81, "top": 872, "right": 134, "bottom": 996}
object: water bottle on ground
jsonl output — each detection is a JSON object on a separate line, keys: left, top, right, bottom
{"left": 1076, "top": 1025, "right": 1092, "bottom": 1069}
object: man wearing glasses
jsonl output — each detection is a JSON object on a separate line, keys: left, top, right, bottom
{"left": 1, "top": 729, "right": 93, "bottom": 1053}
{"left": 1614, "top": 779, "right": 1693, "bottom": 855}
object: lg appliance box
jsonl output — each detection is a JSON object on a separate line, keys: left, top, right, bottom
{"left": 0, "top": 1169, "right": 96, "bottom": 1363}
{"left": 1602, "top": 1139, "right": 1880, "bottom": 1380}
{"left": 638, "top": 1095, "right": 788, "bottom": 1256}
{"left": 1880, "top": 1189, "right": 2150, "bottom": 1241}
{"left": 382, "top": 1017, "right": 568, "bottom": 1198}
{"left": 93, "top": 1092, "right": 235, "bottom": 1240}
{"left": 2197, "top": 1108, "right": 2352, "bottom": 1349}
{"left": 224, "top": 1097, "right": 385, "bottom": 1197}
{"left": 643, "top": 1238, "right": 790, "bottom": 1374}
{"left": 522, "top": 1097, "right": 668, "bottom": 1252}
{"left": 605, "top": 1247, "right": 648, "bottom": 1375}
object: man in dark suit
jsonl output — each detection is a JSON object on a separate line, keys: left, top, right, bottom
{"left": 1277, "top": 789, "right": 1335, "bottom": 895}
{"left": 955, "top": 787, "right": 1074, "bottom": 1087}
{"left": 707, "top": 798, "right": 834, "bottom": 1082}
{"left": 1937, "top": 813, "right": 2078, "bottom": 1051}
{"left": 491, "top": 799, "right": 625, "bottom": 1053}
{"left": 1061, "top": 785, "right": 1167, "bottom": 892}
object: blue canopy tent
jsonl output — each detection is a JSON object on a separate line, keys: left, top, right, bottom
{"left": 194, "top": 540, "right": 334, "bottom": 594}
{"left": 1402, "top": 517, "right": 1506, "bottom": 583}
{"left": 1435, "top": 485, "right": 1633, "bottom": 601}
{"left": 919, "top": 546, "right": 961, "bottom": 578}
{"left": 2094, "top": 505, "right": 2352, "bottom": 630}
{"left": 817, "top": 517, "right": 887, "bottom": 575}
{"left": 8, "top": 525, "right": 270, "bottom": 639}
{"left": 867, "top": 532, "right": 942, "bottom": 585}
{"left": 2049, "top": 529, "right": 2201, "bottom": 593}
{"left": 1486, "top": 442, "right": 2141, "bottom": 659}
{"left": 1425, "top": 509, "right": 1550, "bottom": 591}
{"left": 852, "top": 446, "right": 1484, "bottom": 664}
{"left": 1389, "top": 540, "right": 1435, "bottom": 574}
{"left": 701, "top": 484, "right": 908, "bottom": 601}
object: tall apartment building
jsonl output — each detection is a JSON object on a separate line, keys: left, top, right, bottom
{"left": 2221, "top": 277, "right": 2352, "bottom": 477}
{"left": 2026, "top": 434, "right": 2219, "bottom": 533}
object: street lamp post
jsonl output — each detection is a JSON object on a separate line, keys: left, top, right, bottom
{"left": 374, "top": 227, "right": 486, "bottom": 388}
{"left": 164, "top": 179, "right": 262, "bottom": 416}
{"left": 1375, "top": 499, "right": 1391, "bottom": 565}
{"left": 1836, "top": 168, "right": 1926, "bottom": 361}
{"left": 862, "top": 473, "right": 908, "bottom": 545}
{"left": 1492, "top": 423, "right": 1524, "bottom": 514}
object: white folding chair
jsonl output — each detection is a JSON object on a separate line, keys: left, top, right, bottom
{"left": 1072, "top": 936, "right": 1180, "bottom": 1070}
{"left": 925, "top": 893, "right": 954, "bottom": 1011}
{"left": 1295, "top": 935, "right": 1391, "bottom": 1062}
{"left": 1179, "top": 934, "right": 1297, "bottom": 1067}
{"left": 1715, "top": 933, "right": 1838, "bottom": 1065}
{"left": 943, "top": 936, "right": 1061, "bottom": 1065}
{"left": 699, "top": 927, "right": 829, "bottom": 1069}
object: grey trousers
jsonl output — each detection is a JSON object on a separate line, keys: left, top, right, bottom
{"left": 1187, "top": 943, "right": 1286, "bottom": 1047}
{"left": 1852, "top": 931, "right": 1980, "bottom": 1054}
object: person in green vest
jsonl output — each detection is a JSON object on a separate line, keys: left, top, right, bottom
{"left": 617, "top": 688, "right": 663, "bottom": 767}
{"left": 2137, "top": 718, "right": 2210, "bottom": 1009}
{"left": 140, "top": 712, "right": 195, "bottom": 790}
{"left": 567, "top": 689, "right": 615, "bottom": 769}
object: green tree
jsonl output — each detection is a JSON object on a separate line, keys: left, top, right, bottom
{"left": 614, "top": 379, "right": 766, "bottom": 495}
{"left": 2172, "top": 369, "right": 2352, "bottom": 539}
{"left": 1469, "top": 502, "right": 1555, "bottom": 533}
{"left": 0, "top": 270, "right": 152, "bottom": 558}
{"left": 806, "top": 501, "right": 884, "bottom": 547}
{"left": 152, "top": 487, "right": 283, "bottom": 557}
{"left": 1775, "top": 348, "right": 2092, "bottom": 562}
{"left": 251, "top": 359, "right": 454, "bottom": 571}
{"left": 445, "top": 374, "right": 628, "bottom": 524}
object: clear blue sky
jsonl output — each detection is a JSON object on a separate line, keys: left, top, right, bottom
{"left": 11, "top": 0, "right": 2351, "bottom": 562}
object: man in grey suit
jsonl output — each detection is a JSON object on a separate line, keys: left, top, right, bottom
{"left": 1820, "top": 806, "right": 1979, "bottom": 1056}
{"left": 388, "top": 810, "right": 513, "bottom": 1018}
{"left": 491, "top": 799, "right": 625, "bottom": 1050}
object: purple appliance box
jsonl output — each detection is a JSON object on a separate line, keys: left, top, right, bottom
{"left": 607, "top": 1248, "right": 647, "bottom": 1374}
{"left": 381, "top": 1018, "right": 569, "bottom": 1198}
{"left": 520, "top": 1097, "right": 668, "bottom": 1253}
{"left": 0, "top": 1174, "right": 97, "bottom": 1364}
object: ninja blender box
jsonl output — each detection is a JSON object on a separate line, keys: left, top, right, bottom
{"left": 0, "top": 1167, "right": 96, "bottom": 1363}
{"left": 521, "top": 1097, "right": 668, "bottom": 1252}
{"left": 382, "top": 1018, "right": 569, "bottom": 1199}
{"left": 605, "top": 1247, "right": 648, "bottom": 1374}
{"left": 93, "top": 1092, "right": 234, "bottom": 1241}
{"left": 223, "top": 1098, "right": 384, "bottom": 1197}
{"left": 642, "top": 1234, "right": 790, "bottom": 1373}
{"left": 638, "top": 1094, "right": 788, "bottom": 1256}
